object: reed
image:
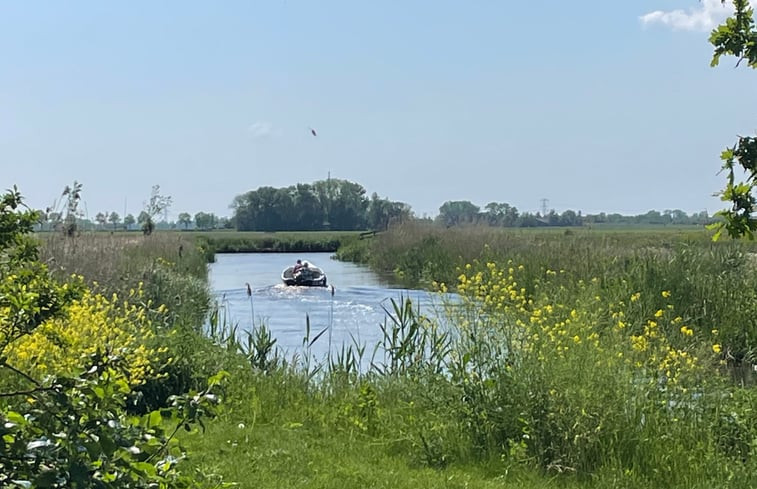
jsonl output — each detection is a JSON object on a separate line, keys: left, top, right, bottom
{"left": 32, "top": 223, "right": 757, "bottom": 487}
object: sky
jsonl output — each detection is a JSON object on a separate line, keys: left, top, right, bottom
{"left": 2, "top": 0, "right": 757, "bottom": 221}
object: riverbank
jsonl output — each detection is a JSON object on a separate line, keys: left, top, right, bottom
{"left": 193, "top": 230, "right": 365, "bottom": 255}
{"left": 14, "top": 222, "right": 757, "bottom": 488}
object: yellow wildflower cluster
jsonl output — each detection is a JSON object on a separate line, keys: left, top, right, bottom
{"left": 452, "top": 262, "right": 706, "bottom": 392}
{"left": 456, "top": 261, "right": 529, "bottom": 315}
{"left": 4, "top": 287, "right": 166, "bottom": 385}
{"left": 453, "top": 262, "right": 608, "bottom": 364}
{"left": 623, "top": 299, "right": 702, "bottom": 388}
{"left": 656, "top": 346, "right": 697, "bottom": 386}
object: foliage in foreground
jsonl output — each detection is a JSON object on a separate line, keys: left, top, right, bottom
{"left": 710, "top": 0, "right": 757, "bottom": 239}
{"left": 192, "top": 255, "right": 757, "bottom": 488}
{"left": 1, "top": 187, "right": 226, "bottom": 488}
{"left": 1, "top": 360, "right": 225, "bottom": 489}
{"left": 6, "top": 286, "right": 165, "bottom": 386}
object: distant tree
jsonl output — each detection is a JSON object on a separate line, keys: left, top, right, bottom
{"left": 559, "top": 209, "right": 581, "bottom": 227}
{"left": 663, "top": 209, "right": 688, "bottom": 225}
{"left": 272, "top": 189, "right": 296, "bottom": 230}
{"left": 437, "top": 200, "right": 480, "bottom": 227}
{"left": 194, "top": 212, "right": 216, "bottom": 230}
{"left": 639, "top": 210, "right": 668, "bottom": 225}
{"left": 294, "top": 183, "right": 325, "bottom": 230}
{"left": 691, "top": 210, "right": 711, "bottom": 226}
{"left": 484, "top": 202, "right": 504, "bottom": 226}
{"left": 232, "top": 179, "right": 373, "bottom": 231}
{"left": 178, "top": 212, "right": 192, "bottom": 229}
{"left": 484, "top": 202, "right": 519, "bottom": 227}
{"left": 141, "top": 185, "right": 172, "bottom": 236}
{"left": 219, "top": 217, "right": 234, "bottom": 229}
{"left": 368, "top": 193, "right": 412, "bottom": 230}
{"left": 137, "top": 211, "right": 151, "bottom": 234}
{"left": 95, "top": 212, "right": 107, "bottom": 229}
{"left": 123, "top": 213, "right": 136, "bottom": 230}
{"left": 517, "top": 212, "right": 544, "bottom": 227}
{"left": 544, "top": 210, "right": 560, "bottom": 226}
{"left": 324, "top": 180, "right": 369, "bottom": 230}
{"left": 108, "top": 211, "right": 120, "bottom": 230}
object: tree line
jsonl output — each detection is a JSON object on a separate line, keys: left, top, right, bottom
{"left": 436, "top": 200, "right": 714, "bottom": 228}
{"left": 230, "top": 178, "right": 412, "bottom": 231}
{"left": 34, "top": 179, "right": 717, "bottom": 234}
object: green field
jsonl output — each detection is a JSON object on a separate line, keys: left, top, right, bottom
{"left": 8, "top": 214, "right": 757, "bottom": 488}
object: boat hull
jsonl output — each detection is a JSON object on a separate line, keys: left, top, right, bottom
{"left": 281, "top": 264, "right": 328, "bottom": 287}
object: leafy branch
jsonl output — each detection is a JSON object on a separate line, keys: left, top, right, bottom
{"left": 709, "top": 1, "right": 757, "bottom": 239}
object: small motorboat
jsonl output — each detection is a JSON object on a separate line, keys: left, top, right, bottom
{"left": 281, "top": 261, "right": 328, "bottom": 287}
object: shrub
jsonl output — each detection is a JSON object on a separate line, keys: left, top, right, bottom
{"left": 5, "top": 286, "right": 165, "bottom": 386}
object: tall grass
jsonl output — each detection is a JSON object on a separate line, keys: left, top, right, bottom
{"left": 363, "top": 222, "right": 757, "bottom": 361}
{"left": 36, "top": 225, "right": 757, "bottom": 487}
{"left": 38, "top": 231, "right": 217, "bottom": 411}
{"left": 181, "top": 264, "right": 757, "bottom": 487}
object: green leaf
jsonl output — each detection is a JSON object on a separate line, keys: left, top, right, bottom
{"left": 208, "top": 370, "right": 230, "bottom": 387}
{"left": 149, "top": 410, "right": 162, "bottom": 428}
{"left": 131, "top": 461, "right": 157, "bottom": 477}
{"left": 5, "top": 412, "right": 27, "bottom": 426}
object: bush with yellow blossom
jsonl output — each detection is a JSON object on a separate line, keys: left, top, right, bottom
{"left": 0, "top": 187, "right": 224, "bottom": 488}
{"left": 4, "top": 284, "right": 167, "bottom": 386}
{"left": 442, "top": 259, "right": 730, "bottom": 481}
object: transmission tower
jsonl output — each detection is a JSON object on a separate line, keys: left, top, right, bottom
{"left": 540, "top": 198, "right": 549, "bottom": 216}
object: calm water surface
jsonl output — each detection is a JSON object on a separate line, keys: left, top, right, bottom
{"left": 208, "top": 252, "right": 442, "bottom": 361}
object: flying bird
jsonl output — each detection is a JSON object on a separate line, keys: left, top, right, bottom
{"left": 309, "top": 127, "right": 317, "bottom": 137}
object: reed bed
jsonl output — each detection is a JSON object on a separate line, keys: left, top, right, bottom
{"left": 31, "top": 225, "right": 757, "bottom": 488}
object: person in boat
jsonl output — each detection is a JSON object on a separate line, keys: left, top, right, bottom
{"left": 293, "top": 259, "right": 303, "bottom": 274}
{"left": 298, "top": 261, "right": 313, "bottom": 281}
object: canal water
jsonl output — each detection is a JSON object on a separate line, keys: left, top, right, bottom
{"left": 208, "top": 252, "right": 443, "bottom": 362}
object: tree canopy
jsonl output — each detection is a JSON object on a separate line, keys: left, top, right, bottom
{"left": 710, "top": 0, "right": 757, "bottom": 239}
{"left": 231, "top": 179, "right": 411, "bottom": 231}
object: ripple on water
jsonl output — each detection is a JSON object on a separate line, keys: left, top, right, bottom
{"left": 208, "top": 252, "right": 447, "bottom": 362}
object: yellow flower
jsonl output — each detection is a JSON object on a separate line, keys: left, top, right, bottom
{"left": 712, "top": 344, "right": 722, "bottom": 354}
{"left": 5, "top": 288, "right": 166, "bottom": 385}
{"left": 661, "top": 290, "right": 671, "bottom": 298}
{"left": 631, "top": 335, "right": 648, "bottom": 352}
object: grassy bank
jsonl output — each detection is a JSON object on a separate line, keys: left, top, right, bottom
{"left": 192, "top": 230, "right": 365, "bottom": 255}
{"left": 9, "top": 216, "right": 757, "bottom": 488}
{"left": 345, "top": 221, "right": 757, "bottom": 361}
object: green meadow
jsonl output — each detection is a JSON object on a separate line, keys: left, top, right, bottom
{"left": 4, "top": 200, "right": 757, "bottom": 488}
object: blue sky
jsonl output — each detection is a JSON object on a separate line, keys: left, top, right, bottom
{"left": 2, "top": 1, "right": 756, "bottom": 220}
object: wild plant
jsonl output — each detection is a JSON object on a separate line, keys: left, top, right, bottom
{"left": 242, "top": 324, "right": 281, "bottom": 373}
{"left": 1, "top": 188, "right": 227, "bottom": 488}
{"left": 442, "top": 259, "right": 740, "bottom": 481}
{"left": 373, "top": 295, "right": 452, "bottom": 377}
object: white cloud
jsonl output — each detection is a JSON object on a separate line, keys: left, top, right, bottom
{"left": 639, "top": 0, "right": 753, "bottom": 32}
{"left": 247, "top": 121, "right": 273, "bottom": 139}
